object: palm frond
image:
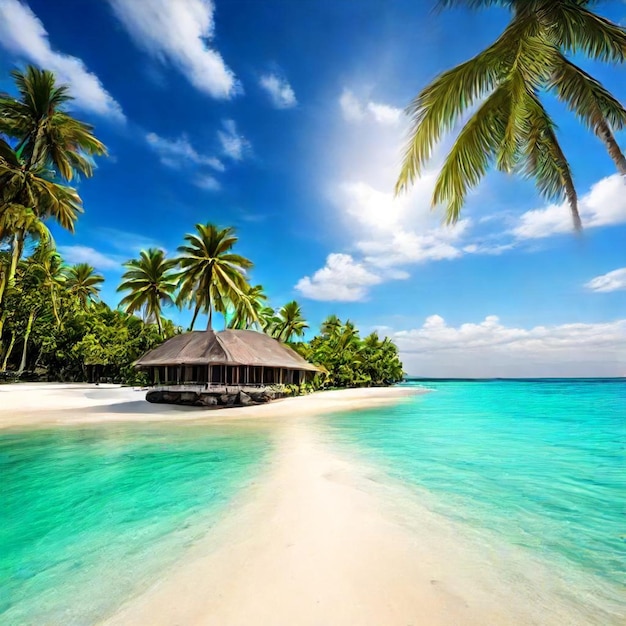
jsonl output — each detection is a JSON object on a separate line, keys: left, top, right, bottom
{"left": 549, "top": 54, "right": 626, "bottom": 132}
{"left": 396, "top": 12, "right": 540, "bottom": 194}
{"left": 519, "top": 92, "right": 581, "bottom": 230}
{"left": 432, "top": 83, "right": 512, "bottom": 223}
{"left": 547, "top": 3, "right": 626, "bottom": 62}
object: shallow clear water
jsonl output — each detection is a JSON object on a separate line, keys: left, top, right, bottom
{"left": 0, "top": 421, "right": 271, "bottom": 625}
{"left": 1, "top": 380, "right": 624, "bottom": 624}
{"left": 320, "top": 379, "right": 626, "bottom": 601}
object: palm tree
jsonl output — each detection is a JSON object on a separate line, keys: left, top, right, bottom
{"left": 0, "top": 202, "right": 52, "bottom": 304}
{"left": 177, "top": 224, "right": 253, "bottom": 331}
{"left": 274, "top": 300, "right": 309, "bottom": 343}
{"left": 397, "top": 0, "right": 626, "bottom": 229}
{"left": 29, "top": 244, "right": 65, "bottom": 327}
{"left": 66, "top": 263, "right": 105, "bottom": 309}
{"left": 337, "top": 320, "right": 360, "bottom": 351}
{"left": 227, "top": 283, "right": 267, "bottom": 330}
{"left": 0, "top": 67, "right": 104, "bottom": 310}
{"left": 0, "top": 67, "right": 106, "bottom": 178}
{"left": 259, "top": 305, "right": 281, "bottom": 336}
{"left": 321, "top": 314, "right": 342, "bottom": 339}
{"left": 117, "top": 248, "right": 178, "bottom": 336}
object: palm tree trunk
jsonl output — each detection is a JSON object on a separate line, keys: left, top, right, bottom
{"left": 189, "top": 301, "right": 201, "bottom": 331}
{"left": 1, "top": 330, "right": 16, "bottom": 371}
{"left": 596, "top": 120, "right": 626, "bottom": 175}
{"left": 18, "top": 309, "right": 36, "bottom": 374}
{"left": 0, "top": 310, "right": 7, "bottom": 351}
{"left": 0, "top": 230, "right": 25, "bottom": 308}
{"left": 50, "top": 289, "right": 61, "bottom": 328}
{"left": 156, "top": 313, "right": 163, "bottom": 337}
{"left": 206, "top": 268, "right": 214, "bottom": 331}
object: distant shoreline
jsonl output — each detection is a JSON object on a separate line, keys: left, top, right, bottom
{"left": 404, "top": 377, "right": 626, "bottom": 382}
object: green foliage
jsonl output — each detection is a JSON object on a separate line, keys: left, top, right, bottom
{"left": 397, "top": 0, "right": 626, "bottom": 228}
{"left": 0, "top": 65, "right": 106, "bottom": 313}
{"left": 65, "top": 263, "right": 105, "bottom": 309}
{"left": 176, "top": 223, "right": 253, "bottom": 331}
{"left": 227, "top": 283, "right": 267, "bottom": 330}
{"left": 0, "top": 246, "right": 174, "bottom": 382}
{"left": 301, "top": 316, "right": 404, "bottom": 389}
{"left": 117, "top": 248, "right": 178, "bottom": 337}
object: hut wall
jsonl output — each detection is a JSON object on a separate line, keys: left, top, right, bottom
{"left": 144, "top": 364, "right": 312, "bottom": 388}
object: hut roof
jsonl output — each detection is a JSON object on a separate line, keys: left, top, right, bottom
{"left": 134, "top": 330, "right": 321, "bottom": 372}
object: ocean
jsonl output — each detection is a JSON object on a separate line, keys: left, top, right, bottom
{"left": 319, "top": 379, "right": 626, "bottom": 619}
{"left": 1, "top": 379, "right": 624, "bottom": 623}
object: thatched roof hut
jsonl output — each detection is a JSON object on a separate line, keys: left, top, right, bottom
{"left": 135, "top": 329, "right": 320, "bottom": 387}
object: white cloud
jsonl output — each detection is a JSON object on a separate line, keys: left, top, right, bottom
{"left": 336, "top": 178, "right": 469, "bottom": 267}
{"left": 359, "top": 226, "right": 467, "bottom": 267}
{"left": 367, "top": 101, "right": 402, "bottom": 125}
{"left": 339, "top": 89, "right": 402, "bottom": 125}
{"left": 514, "top": 174, "right": 626, "bottom": 239}
{"left": 145, "top": 132, "right": 224, "bottom": 170}
{"left": 337, "top": 180, "right": 410, "bottom": 232}
{"left": 194, "top": 174, "right": 221, "bottom": 191}
{"left": 295, "top": 172, "right": 473, "bottom": 300}
{"left": 259, "top": 73, "right": 297, "bottom": 109}
{"left": 295, "top": 253, "right": 383, "bottom": 302}
{"left": 218, "top": 119, "right": 250, "bottom": 161}
{"left": 108, "top": 0, "right": 238, "bottom": 99}
{"left": 585, "top": 267, "right": 626, "bottom": 293}
{"left": 0, "top": 0, "right": 124, "bottom": 121}
{"left": 393, "top": 315, "right": 626, "bottom": 377}
{"left": 58, "top": 245, "right": 121, "bottom": 270}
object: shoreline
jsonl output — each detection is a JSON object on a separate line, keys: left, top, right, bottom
{"left": 0, "top": 383, "right": 423, "bottom": 430}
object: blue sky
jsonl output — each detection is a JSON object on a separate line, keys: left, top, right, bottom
{"left": 0, "top": 0, "right": 625, "bottom": 376}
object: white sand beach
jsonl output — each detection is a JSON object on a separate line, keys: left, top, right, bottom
{"left": 2, "top": 384, "right": 614, "bottom": 625}
{"left": 0, "top": 383, "right": 419, "bottom": 430}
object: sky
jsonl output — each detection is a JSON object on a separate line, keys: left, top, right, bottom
{"left": 0, "top": 0, "right": 625, "bottom": 377}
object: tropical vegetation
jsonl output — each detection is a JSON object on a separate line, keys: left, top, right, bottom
{"left": 0, "top": 236, "right": 403, "bottom": 387}
{"left": 396, "top": 0, "right": 626, "bottom": 230}
{"left": 176, "top": 224, "right": 253, "bottom": 331}
{"left": 0, "top": 66, "right": 105, "bottom": 311}
{"left": 295, "top": 317, "right": 404, "bottom": 388}
{"left": 0, "top": 66, "right": 403, "bottom": 386}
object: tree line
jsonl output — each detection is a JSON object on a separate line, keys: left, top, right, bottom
{"left": 0, "top": 236, "right": 403, "bottom": 387}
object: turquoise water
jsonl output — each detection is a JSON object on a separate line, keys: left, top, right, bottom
{"left": 1, "top": 380, "right": 624, "bottom": 623}
{"left": 320, "top": 379, "right": 625, "bottom": 601}
{"left": 0, "top": 421, "right": 271, "bottom": 625}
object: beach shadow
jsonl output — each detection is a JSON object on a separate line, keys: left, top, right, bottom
{"left": 73, "top": 400, "right": 205, "bottom": 416}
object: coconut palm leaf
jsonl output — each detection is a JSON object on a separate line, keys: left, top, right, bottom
{"left": 520, "top": 92, "right": 581, "bottom": 229}
{"left": 0, "top": 67, "right": 105, "bottom": 177}
{"left": 546, "top": 2, "right": 626, "bottom": 63}
{"left": 275, "top": 301, "right": 309, "bottom": 343}
{"left": 397, "top": 0, "right": 625, "bottom": 228}
{"left": 28, "top": 243, "right": 66, "bottom": 327}
{"left": 432, "top": 83, "right": 513, "bottom": 223}
{"left": 227, "top": 284, "right": 267, "bottom": 330}
{"left": 117, "top": 249, "right": 178, "bottom": 336}
{"left": 66, "top": 263, "right": 105, "bottom": 309}
{"left": 176, "top": 224, "right": 253, "bottom": 331}
{"left": 396, "top": 12, "right": 541, "bottom": 194}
